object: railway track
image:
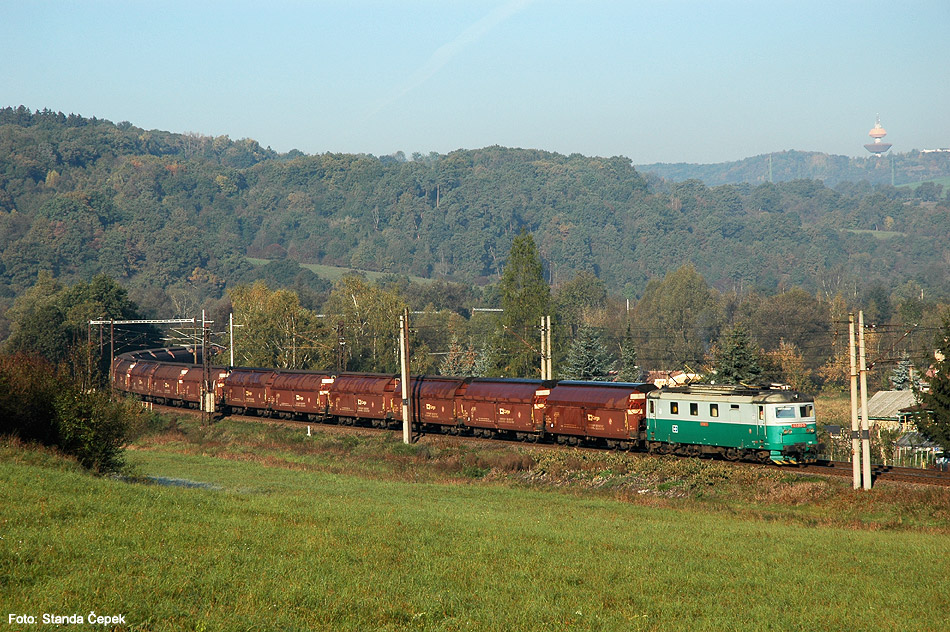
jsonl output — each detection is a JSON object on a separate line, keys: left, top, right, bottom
{"left": 798, "top": 460, "right": 950, "bottom": 487}
{"left": 143, "top": 403, "right": 950, "bottom": 488}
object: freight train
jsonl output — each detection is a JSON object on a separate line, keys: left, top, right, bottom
{"left": 112, "top": 348, "right": 818, "bottom": 464}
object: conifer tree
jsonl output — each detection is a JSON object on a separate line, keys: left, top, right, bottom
{"left": 711, "top": 324, "right": 763, "bottom": 385}
{"left": 497, "top": 230, "right": 550, "bottom": 377}
{"left": 616, "top": 323, "right": 641, "bottom": 382}
{"left": 472, "top": 345, "right": 498, "bottom": 378}
{"left": 914, "top": 317, "right": 950, "bottom": 454}
{"left": 891, "top": 351, "right": 913, "bottom": 390}
{"left": 439, "top": 336, "right": 478, "bottom": 376}
{"left": 564, "top": 325, "right": 613, "bottom": 381}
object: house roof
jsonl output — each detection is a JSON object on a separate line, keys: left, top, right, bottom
{"left": 896, "top": 432, "right": 939, "bottom": 449}
{"left": 867, "top": 390, "right": 918, "bottom": 420}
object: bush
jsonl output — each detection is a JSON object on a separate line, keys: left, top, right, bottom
{"left": 0, "top": 354, "right": 61, "bottom": 444}
{"left": 55, "top": 389, "right": 137, "bottom": 472}
{"left": 0, "top": 352, "right": 139, "bottom": 473}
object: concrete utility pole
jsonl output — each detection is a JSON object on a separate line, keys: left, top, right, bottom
{"left": 849, "top": 313, "right": 861, "bottom": 490}
{"left": 336, "top": 322, "right": 346, "bottom": 373}
{"left": 110, "top": 319, "right": 115, "bottom": 397}
{"left": 399, "top": 307, "right": 411, "bottom": 445}
{"left": 200, "top": 310, "right": 215, "bottom": 424}
{"left": 859, "top": 311, "right": 872, "bottom": 490}
{"left": 540, "top": 316, "right": 548, "bottom": 380}
{"left": 545, "top": 315, "right": 552, "bottom": 380}
{"left": 539, "top": 316, "right": 553, "bottom": 379}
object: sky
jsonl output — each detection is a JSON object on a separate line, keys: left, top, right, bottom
{"left": 3, "top": 0, "right": 949, "bottom": 164}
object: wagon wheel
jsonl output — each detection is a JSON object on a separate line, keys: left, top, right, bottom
{"left": 722, "top": 447, "right": 740, "bottom": 461}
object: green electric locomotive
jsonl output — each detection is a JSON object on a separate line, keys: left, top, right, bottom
{"left": 645, "top": 384, "right": 818, "bottom": 464}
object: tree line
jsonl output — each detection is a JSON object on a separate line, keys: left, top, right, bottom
{"left": 3, "top": 106, "right": 950, "bottom": 349}
{"left": 5, "top": 235, "right": 950, "bottom": 455}
{"left": 7, "top": 234, "right": 945, "bottom": 391}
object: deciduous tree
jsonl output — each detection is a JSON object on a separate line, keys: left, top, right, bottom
{"left": 321, "top": 274, "right": 407, "bottom": 372}
{"left": 633, "top": 264, "right": 722, "bottom": 371}
{"left": 230, "top": 281, "right": 327, "bottom": 370}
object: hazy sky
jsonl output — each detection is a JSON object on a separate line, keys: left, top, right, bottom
{"left": 4, "top": 0, "right": 949, "bottom": 164}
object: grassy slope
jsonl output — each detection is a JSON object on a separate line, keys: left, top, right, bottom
{"left": 897, "top": 175, "right": 950, "bottom": 191}
{"left": 843, "top": 228, "right": 906, "bottom": 240}
{"left": 245, "top": 257, "right": 436, "bottom": 285}
{"left": 2, "top": 421, "right": 950, "bottom": 631}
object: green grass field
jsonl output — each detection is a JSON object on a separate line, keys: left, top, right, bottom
{"left": 3, "top": 417, "right": 949, "bottom": 631}
{"left": 245, "top": 257, "right": 435, "bottom": 285}
{"left": 843, "top": 228, "right": 906, "bottom": 240}
{"left": 897, "top": 175, "right": 950, "bottom": 191}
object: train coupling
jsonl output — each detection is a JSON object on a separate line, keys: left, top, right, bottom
{"left": 773, "top": 444, "right": 818, "bottom": 466}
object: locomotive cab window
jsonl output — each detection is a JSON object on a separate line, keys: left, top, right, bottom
{"left": 689, "top": 403, "right": 698, "bottom": 416}
{"left": 710, "top": 404, "right": 719, "bottom": 417}
{"left": 800, "top": 404, "right": 814, "bottom": 418}
{"left": 775, "top": 406, "right": 796, "bottom": 419}
{"left": 670, "top": 402, "right": 679, "bottom": 415}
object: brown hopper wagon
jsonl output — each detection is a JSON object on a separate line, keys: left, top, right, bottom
{"left": 544, "top": 381, "right": 654, "bottom": 447}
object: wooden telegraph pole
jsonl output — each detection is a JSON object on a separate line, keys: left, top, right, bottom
{"left": 399, "top": 307, "right": 411, "bottom": 444}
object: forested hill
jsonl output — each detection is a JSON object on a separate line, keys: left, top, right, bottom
{"left": 637, "top": 149, "right": 950, "bottom": 187}
{"left": 2, "top": 106, "right": 950, "bottom": 326}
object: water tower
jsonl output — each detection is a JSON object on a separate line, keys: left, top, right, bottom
{"left": 864, "top": 115, "right": 892, "bottom": 155}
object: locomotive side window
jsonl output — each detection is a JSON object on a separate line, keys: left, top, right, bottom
{"left": 710, "top": 404, "right": 719, "bottom": 417}
{"left": 758, "top": 406, "right": 764, "bottom": 420}
{"left": 800, "top": 404, "right": 814, "bottom": 418}
{"left": 649, "top": 400, "right": 654, "bottom": 414}
{"left": 689, "top": 403, "right": 698, "bottom": 416}
{"left": 670, "top": 402, "right": 679, "bottom": 415}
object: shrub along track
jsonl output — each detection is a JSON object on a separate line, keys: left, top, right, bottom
{"left": 144, "top": 403, "right": 950, "bottom": 488}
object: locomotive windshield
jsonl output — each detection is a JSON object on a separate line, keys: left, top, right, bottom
{"left": 770, "top": 402, "right": 816, "bottom": 421}
{"left": 774, "top": 406, "right": 796, "bottom": 419}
